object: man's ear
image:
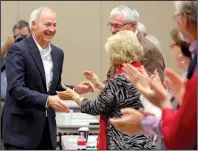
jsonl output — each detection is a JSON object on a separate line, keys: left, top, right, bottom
{"left": 129, "top": 23, "right": 136, "bottom": 32}
{"left": 31, "top": 21, "right": 36, "bottom": 30}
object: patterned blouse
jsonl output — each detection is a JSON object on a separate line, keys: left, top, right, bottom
{"left": 81, "top": 74, "right": 156, "bottom": 150}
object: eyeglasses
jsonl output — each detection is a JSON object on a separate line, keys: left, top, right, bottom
{"left": 107, "top": 22, "right": 130, "bottom": 29}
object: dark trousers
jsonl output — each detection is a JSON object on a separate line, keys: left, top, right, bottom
{"left": 4, "top": 118, "right": 53, "bottom": 150}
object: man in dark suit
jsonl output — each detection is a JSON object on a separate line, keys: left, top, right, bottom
{"left": 106, "top": 5, "right": 165, "bottom": 82}
{"left": 1, "top": 7, "right": 94, "bottom": 150}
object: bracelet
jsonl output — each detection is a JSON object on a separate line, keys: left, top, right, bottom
{"left": 74, "top": 95, "right": 82, "bottom": 104}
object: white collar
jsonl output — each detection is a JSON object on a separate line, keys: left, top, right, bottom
{"left": 32, "top": 35, "right": 51, "bottom": 52}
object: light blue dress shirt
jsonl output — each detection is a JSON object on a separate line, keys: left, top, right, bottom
{"left": 1, "top": 42, "right": 7, "bottom": 101}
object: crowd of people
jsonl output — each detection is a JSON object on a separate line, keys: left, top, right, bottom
{"left": 1, "top": 1, "right": 197, "bottom": 150}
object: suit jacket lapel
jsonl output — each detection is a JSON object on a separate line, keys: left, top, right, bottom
{"left": 26, "top": 35, "right": 47, "bottom": 91}
{"left": 48, "top": 46, "right": 59, "bottom": 94}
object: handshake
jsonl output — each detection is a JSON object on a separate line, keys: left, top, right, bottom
{"left": 47, "top": 70, "right": 104, "bottom": 113}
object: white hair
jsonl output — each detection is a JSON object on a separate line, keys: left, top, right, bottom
{"left": 174, "top": 1, "right": 197, "bottom": 24}
{"left": 29, "top": 7, "right": 56, "bottom": 30}
{"left": 110, "top": 5, "right": 140, "bottom": 24}
{"left": 146, "top": 35, "right": 163, "bottom": 55}
{"left": 137, "top": 22, "right": 146, "bottom": 33}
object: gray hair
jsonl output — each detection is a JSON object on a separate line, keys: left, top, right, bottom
{"left": 174, "top": 1, "right": 197, "bottom": 25}
{"left": 146, "top": 35, "right": 163, "bottom": 55}
{"left": 110, "top": 5, "right": 140, "bottom": 24}
{"left": 29, "top": 7, "right": 56, "bottom": 30}
{"left": 137, "top": 22, "right": 146, "bottom": 33}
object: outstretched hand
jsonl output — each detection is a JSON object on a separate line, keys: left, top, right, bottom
{"left": 56, "top": 83, "right": 80, "bottom": 101}
{"left": 73, "top": 81, "right": 95, "bottom": 95}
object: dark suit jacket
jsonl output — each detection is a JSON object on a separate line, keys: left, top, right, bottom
{"left": 106, "top": 32, "right": 165, "bottom": 82}
{"left": 1, "top": 35, "right": 68, "bottom": 149}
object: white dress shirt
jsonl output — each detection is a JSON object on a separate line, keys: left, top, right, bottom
{"left": 33, "top": 37, "right": 53, "bottom": 92}
{"left": 33, "top": 36, "right": 53, "bottom": 116}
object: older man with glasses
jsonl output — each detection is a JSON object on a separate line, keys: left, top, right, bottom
{"left": 105, "top": 5, "right": 165, "bottom": 82}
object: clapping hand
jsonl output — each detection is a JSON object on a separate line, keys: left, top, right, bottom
{"left": 110, "top": 108, "right": 144, "bottom": 135}
{"left": 123, "top": 63, "right": 172, "bottom": 109}
{"left": 164, "top": 68, "right": 185, "bottom": 105}
{"left": 83, "top": 70, "right": 105, "bottom": 91}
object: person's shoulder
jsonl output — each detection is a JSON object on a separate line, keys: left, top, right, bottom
{"left": 50, "top": 44, "right": 64, "bottom": 55}
{"left": 8, "top": 40, "right": 25, "bottom": 51}
{"left": 141, "top": 37, "right": 164, "bottom": 61}
{"left": 50, "top": 44, "right": 62, "bottom": 51}
{"left": 104, "top": 74, "right": 125, "bottom": 92}
{"left": 50, "top": 45, "right": 64, "bottom": 61}
{"left": 113, "top": 74, "right": 125, "bottom": 80}
{"left": 144, "top": 37, "right": 159, "bottom": 51}
{"left": 137, "top": 33, "right": 159, "bottom": 52}
{"left": 13, "top": 37, "right": 30, "bottom": 48}
{"left": 109, "top": 74, "right": 138, "bottom": 94}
